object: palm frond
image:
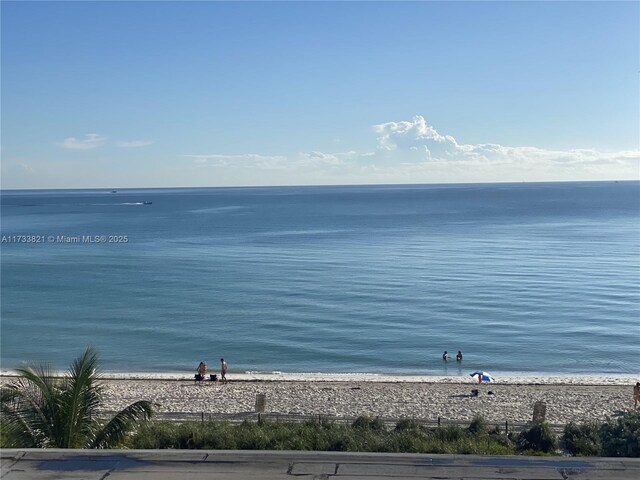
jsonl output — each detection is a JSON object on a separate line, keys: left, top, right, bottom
{"left": 1, "top": 386, "right": 40, "bottom": 447}
{"left": 3, "top": 347, "right": 154, "bottom": 449}
{"left": 1, "top": 364, "right": 62, "bottom": 447}
{"left": 60, "top": 346, "right": 103, "bottom": 447}
{"left": 90, "top": 401, "right": 155, "bottom": 449}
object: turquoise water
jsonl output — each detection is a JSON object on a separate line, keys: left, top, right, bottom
{"left": 1, "top": 182, "right": 639, "bottom": 376}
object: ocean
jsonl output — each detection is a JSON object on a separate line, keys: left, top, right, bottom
{"left": 1, "top": 181, "right": 639, "bottom": 377}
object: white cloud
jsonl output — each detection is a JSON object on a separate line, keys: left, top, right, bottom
{"left": 117, "top": 140, "right": 153, "bottom": 148}
{"left": 59, "top": 135, "right": 153, "bottom": 150}
{"left": 374, "top": 115, "right": 458, "bottom": 153}
{"left": 184, "top": 154, "right": 290, "bottom": 170}
{"left": 372, "top": 116, "right": 640, "bottom": 174}
{"left": 186, "top": 151, "right": 369, "bottom": 171}
{"left": 178, "top": 116, "right": 638, "bottom": 186}
{"left": 3, "top": 118, "right": 634, "bottom": 188}
{"left": 60, "top": 133, "right": 105, "bottom": 150}
{"left": 298, "top": 151, "right": 362, "bottom": 166}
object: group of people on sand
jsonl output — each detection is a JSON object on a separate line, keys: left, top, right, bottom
{"left": 195, "top": 358, "right": 227, "bottom": 383}
{"left": 442, "top": 350, "right": 463, "bottom": 362}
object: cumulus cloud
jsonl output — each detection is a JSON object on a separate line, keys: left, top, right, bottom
{"left": 374, "top": 115, "right": 458, "bottom": 153}
{"left": 180, "top": 116, "right": 638, "bottom": 185}
{"left": 372, "top": 116, "right": 640, "bottom": 173}
{"left": 116, "top": 140, "right": 153, "bottom": 148}
{"left": 61, "top": 133, "right": 105, "bottom": 150}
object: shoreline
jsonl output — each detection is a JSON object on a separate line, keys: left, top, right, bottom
{"left": 1, "top": 371, "right": 637, "bottom": 385}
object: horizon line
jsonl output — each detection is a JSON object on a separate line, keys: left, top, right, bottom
{"left": 1, "top": 178, "right": 637, "bottom": 193}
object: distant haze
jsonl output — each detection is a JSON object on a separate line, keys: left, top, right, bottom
{"left": 1, "top": 1, "right": 638, "bottom": 189}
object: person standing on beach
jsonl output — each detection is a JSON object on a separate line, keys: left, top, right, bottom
{"left": 634, "top": 382, "right": 640, "bottom": 410}
{"left": 220, "top": 358, "right": 227, "bottom": 383}
{"left": 442, "top": 351, "right": 448, "bottom": 361}
{"left": 196, "top": 362, "right": 207, "bottom": 383}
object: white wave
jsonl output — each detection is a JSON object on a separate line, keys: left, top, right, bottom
{"left": 189, "top": 206, "right": 246, "bottom": 214}
{"left": 255, "top": 229, "right": 348, "bottom": 237}
{"left": 89, "top": 202, "right": 145, "bottom": 206}
{"left": 1, "top": 369, "right": 635, "bottom": 385}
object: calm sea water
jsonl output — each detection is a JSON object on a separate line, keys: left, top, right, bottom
{"left": 1, "top": 182, "right": 639, "bottom": 376}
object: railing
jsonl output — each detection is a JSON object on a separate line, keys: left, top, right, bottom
{"left": 98, "top": 410, "right": 566, "bottom": 435}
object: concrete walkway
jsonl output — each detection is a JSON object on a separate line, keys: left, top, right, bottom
{"left": 2, "top": 449, "right": 640, "bottom": 479}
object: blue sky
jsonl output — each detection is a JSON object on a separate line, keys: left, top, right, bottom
{"left": 1, "top": 1, "right": 638, "bottom": 188}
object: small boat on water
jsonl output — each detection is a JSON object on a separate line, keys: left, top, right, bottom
{"left": 111, "top": 190, "right": 118, "bottom": 193}
{"left": 143, "top": 201, "right": 152, "bottom": 205}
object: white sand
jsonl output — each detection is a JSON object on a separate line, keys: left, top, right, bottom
{"left": 2, "top": 373, "right": 636, "bottom": 425}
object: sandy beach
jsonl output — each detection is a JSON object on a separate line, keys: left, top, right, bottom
{"left": 4, "top": 373, "right": 633, "bottom": 425}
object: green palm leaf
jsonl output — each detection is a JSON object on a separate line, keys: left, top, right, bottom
{"left": 1, "top": 386, "right": 40, "bottom": 447}
{"left": 90, "top": 401, "right": 155, "bottom": 449}
{"left": 59, "top": 347, "right": 102, "bottom": 447}
{"left": 1, "top": 363, "right": 62, "bottom": 447}
{"left": 1, "top": 347, "right": 154, "bottom": 448}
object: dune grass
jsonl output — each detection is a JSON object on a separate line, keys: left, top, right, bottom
{"left": 127, "top": 415, "right": 517, "bottom": 455}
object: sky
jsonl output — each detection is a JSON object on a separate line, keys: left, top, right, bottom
{"left": 1, "top": 1, "right": 638, "bottom": 189}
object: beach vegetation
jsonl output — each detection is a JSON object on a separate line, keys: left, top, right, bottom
{"left": 562, "top": 422, "right": 601, "bottom": 456}
{"left": 351, "top": 415, "right": 385, "bottom": 431}
{"left": 598, "top": 411, "right": 640, "bottom": 457}
{"left": 561, "top": 412, "right": 640, "bottom": 457}
{"left": 468, "top": 415, "right": 489, "bottom": 435}
{"left": 126, "top": 417, "right": 517, "bottom": 455}
{"left": 394, "top": 418, "right": 422, "bottom": 432}
{"left": 0, "top": 347, "right": 154, "bottom": 448}
{"left": 514, "top": 421, "right": 558, "bottom": 454}
{"left": 433, "top": 424, "right": 467, "bottom": 442}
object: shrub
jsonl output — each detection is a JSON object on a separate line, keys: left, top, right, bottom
{"left": 131, "top": 421, "right": 179, "bottom": 449}
{"left": 352, "top": 416, "right": 385, "bottom": 431}
{"left": 123, "top": 417, "right": 523, "bottom": 456}
{"left": 130, "top": 420, "right": 243, "bottom": 450}
{"left": 395, "top": 418, "right": 422, "bottom": 432}
{"left": 599, "top": 412, "right": 640, "bottom": 458}
{"left": 515, "top": 421, "right": 558, "bottom": 453}
{"left": 563, "top": 422, "right": 601, "bottom": 456}
{"left": 468, "top": 415, "right": 489, "bottom": 435}
{"left": 433, "top": 425, "right": 468, "bottom": 442}
{"left": 471, "top": 437, "right": 516, "bottom": 455}
{"left": 305, "top": 417, "right": 335, "bottom": 430}
{"left": 327, "top": 435, "right": 357, "bottom": 451}
{"left": 488, "top": 432, "right": 514, "bottom": 449}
